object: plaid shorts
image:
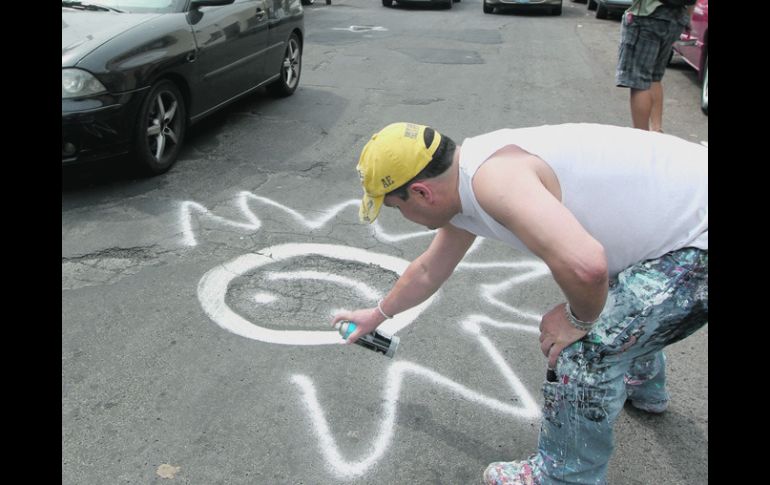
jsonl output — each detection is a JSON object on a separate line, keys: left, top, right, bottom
{"left": 615, "top": 7, "right": 688, "bottom": 90}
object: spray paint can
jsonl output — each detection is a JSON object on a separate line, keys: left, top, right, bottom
{"left": 335, "top": 320, "right": 400, "bottom": 358}
{"left": 546, "top": 367, "right": 557, "bottom": 383}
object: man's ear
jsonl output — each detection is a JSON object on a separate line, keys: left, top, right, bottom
{"left": 409, "top": 182, "right": 433, "bottom": 202}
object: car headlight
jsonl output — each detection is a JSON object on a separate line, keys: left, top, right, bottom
{"left": 62, "top": 68, "right": 107, "bottom": 99}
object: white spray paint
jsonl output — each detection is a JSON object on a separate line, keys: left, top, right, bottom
{"left": 185, "top": 194, "right": 554, "bottom": 479}
{"left": 197, "top": 243, "right": 436, "bottom": 346}
{"left": 291, "top": 314, "right": 541, "bottom": 479}
{"left": 180, "top": 193, "right": 356, "bottom": 247}
{"left": 180, "top": 191, "right": 436, "bottom": 247}
{"left": 180, "top": 200, "right": 261, "bottom": 247}
{"left": 331, "top": 25, "right": 389, "bottom": 32}
{"left": 253, "top": 292, "right": 277, "bottom": 304}
{"left": 458, "top": 261, "right": 551, "bottom": 322}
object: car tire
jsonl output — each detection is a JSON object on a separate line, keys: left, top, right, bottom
{"left": 445, "top": 0, "right": 452, "bottom": 8}
{"left": 596, "top": 3, "right": 608, "bottom": 18}
{"left": 134, "top": 79, "right": 186, "bottom": 176}
{"left": 552, "top": 3, "right": 562, "bottom": 15}
{"left": 300, "top": 0, "right": 313, "bottom": 4}
{"left": 268, "top": 33, "right": 302, "bottom": 97}
{"left": 483, "top": 2, "right": 493, "bottom": 13}
{"left": 588, "top": 0, "right": 597, "bottom": 10}
{"left": 382, "top": 0, "right": 392, "bottom": 5}
{"left": 700, "top": 54, "right": 708, "bottom": 115}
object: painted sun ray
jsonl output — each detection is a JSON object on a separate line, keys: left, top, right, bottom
{"left": 291, "top": 316, "right": 541, "bottom": 478}
{"left": 458, "top": 260, "right": 551, "bottom": 323}
{"left": 180, "top": 192, "right": 439, "bottom": 247}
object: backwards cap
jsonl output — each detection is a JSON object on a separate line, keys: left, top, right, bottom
{"left": 356, "top": 122, "right": 442, "bottom": 223}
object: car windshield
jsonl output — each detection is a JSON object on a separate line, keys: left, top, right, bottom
{"left": 61, "top": 0, "right": 187, "bottom": 14}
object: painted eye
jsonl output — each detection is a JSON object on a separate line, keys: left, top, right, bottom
{"left": 253, "top": 292, "right": 277, "bottom": 304}
{"left": 198, "top": 243, "right": 437, "bottom": 346}
{"left": 231, "top": 267, "right": 385, "bottom": 332}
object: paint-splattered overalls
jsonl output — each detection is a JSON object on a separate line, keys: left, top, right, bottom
{"left": 530, "top": 247, "right": 707, "bottom": 484}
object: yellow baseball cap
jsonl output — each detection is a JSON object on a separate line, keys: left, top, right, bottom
{"left": 356, "top": 122, "right": 442, "bottom": 223}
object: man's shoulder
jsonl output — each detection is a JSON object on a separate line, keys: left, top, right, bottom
{"left": 472, "top": 149, "right": 541, "bottom": 195}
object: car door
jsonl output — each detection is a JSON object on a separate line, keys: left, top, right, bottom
{"left": 264, "top": 0, "right": 301, "bottom": 80}
{"left": 188, "top": 0, "right": 270, "bottom": 117}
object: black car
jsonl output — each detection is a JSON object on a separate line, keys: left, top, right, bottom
{"left": 62, "top": 0, "right": 304, "bottom": 175}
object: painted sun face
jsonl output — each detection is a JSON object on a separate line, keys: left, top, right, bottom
{"left": 197, "top": 243, "right": 437, "bottom": 346}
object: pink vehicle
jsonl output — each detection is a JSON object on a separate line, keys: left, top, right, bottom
{"left": 673, "top": 0, "right": 708, "bottom": 115}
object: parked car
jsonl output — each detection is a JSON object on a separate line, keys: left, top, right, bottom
{"left": 62, "top": 0, "right": 304, "bottom": 175}
{"left": 588, "top": 0, "right": 631, "bottom": 20}
{"left": 672, "top": 0, "right": 708, "bottom": 115}
{"left": 483, "top": 0, "right": 562, "bottom": 16}
{"left": 382, "top": 0, "right": 460, "bottom": 9}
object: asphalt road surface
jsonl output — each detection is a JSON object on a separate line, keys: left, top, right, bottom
{"left": 62, "top": 1, "right": 708, "bottom": 483}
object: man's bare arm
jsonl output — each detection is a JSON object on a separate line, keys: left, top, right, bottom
{"left": 332, "top": 224, "right": 476, "bottom": 342}
{"left": 473, "top": 150, "right": 608, "bottom": 322}
{"left": 381, "top": 223, "right": 476, "bottom": 316}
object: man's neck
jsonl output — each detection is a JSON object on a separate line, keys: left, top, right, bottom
{"left": 447, "top": 145, "right": 463, "bottom": 216}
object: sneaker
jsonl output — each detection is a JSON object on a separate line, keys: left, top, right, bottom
{"left": 629, "top": 398, "right": 668, "bottom": 414}
{"left": 625, "top": 377, "right": 669, "bottom": 414}
{"left": 483, "top": 457, "right": 541, "bottom": 485}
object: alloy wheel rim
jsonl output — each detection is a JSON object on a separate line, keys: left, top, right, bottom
{"left": 146, "top": 90, "right": 180, "bottom": 161}
{"left": 283, "top": 39, "right": 300, "bottom": 88}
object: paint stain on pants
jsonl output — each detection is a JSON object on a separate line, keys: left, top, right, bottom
{"left": 535, "top": 247, "right": 708, "bottom": 484}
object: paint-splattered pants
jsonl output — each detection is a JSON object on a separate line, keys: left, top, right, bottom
{"left": 536, "top": 247, "right": 708, "bottom": 484}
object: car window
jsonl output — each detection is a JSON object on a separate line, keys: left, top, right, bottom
{"left": 65, "top": 0, "right": 187, "bottom": 13}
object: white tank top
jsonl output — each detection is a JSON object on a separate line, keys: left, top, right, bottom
{"left": 450, "top": 123, "right": 708, "bottom": 277}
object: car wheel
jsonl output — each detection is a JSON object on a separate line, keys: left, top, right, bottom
{"left": 134, "top": 79, "right": 186, "bottom": 176}
{"left": 596, "top": 3, "right": 608, "bottom": 18}
{"left": 382, "top": 0, "right": 392, "bottom": 6}
{"left": 483, "top": 1, "right": 493, "bottom": 13}
{"left": 552, "top": 2, "right": 562, "bottom": 15}
{"left": 588, "top": 0, "right": 597, "bottom": 10}
{"left": 300, "top": 0, "right": 313, "bottom": 4}
{"left": 268, "top": 33, "right": 302, "bottom": 97}
{"left": 700, "top": 54, "right": 708, "bottom": 115}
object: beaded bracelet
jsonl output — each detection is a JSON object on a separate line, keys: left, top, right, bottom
{"left": 377, "top": 300, "right": 394, "bottom": 319}
{"left": 564, "top": 302, "right": 597, "bottom": 331}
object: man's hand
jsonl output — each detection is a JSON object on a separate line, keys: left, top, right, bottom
{"left": 331, "top": 308, "right": 385, "bottom": 344}
{"left": 539, "top": 303, "right": 589, "bottom": 369}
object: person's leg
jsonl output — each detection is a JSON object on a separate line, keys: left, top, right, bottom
{"left": 630, "top": 87, "right": 653, "bottom": 130}
{"left": 626, "top": 351, "right": 669, "bottom": 413}
{"left": 649, "top": 81, "right": 664, "bottom": 132}
{"left": 649, "top": 16, "right": 687, "bottom": 133}
{"left": 483, "top": 248, "right": 707, "bottom": 485}
{"left": 617, "top": 13, "right": 662, "bottom": 131}
{"left": 538, "top": 346, "right": 630, "bottom": 484}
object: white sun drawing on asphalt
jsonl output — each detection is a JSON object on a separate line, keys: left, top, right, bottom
{"left": 181, "top": 191, "right": 550, "bottom": 478}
